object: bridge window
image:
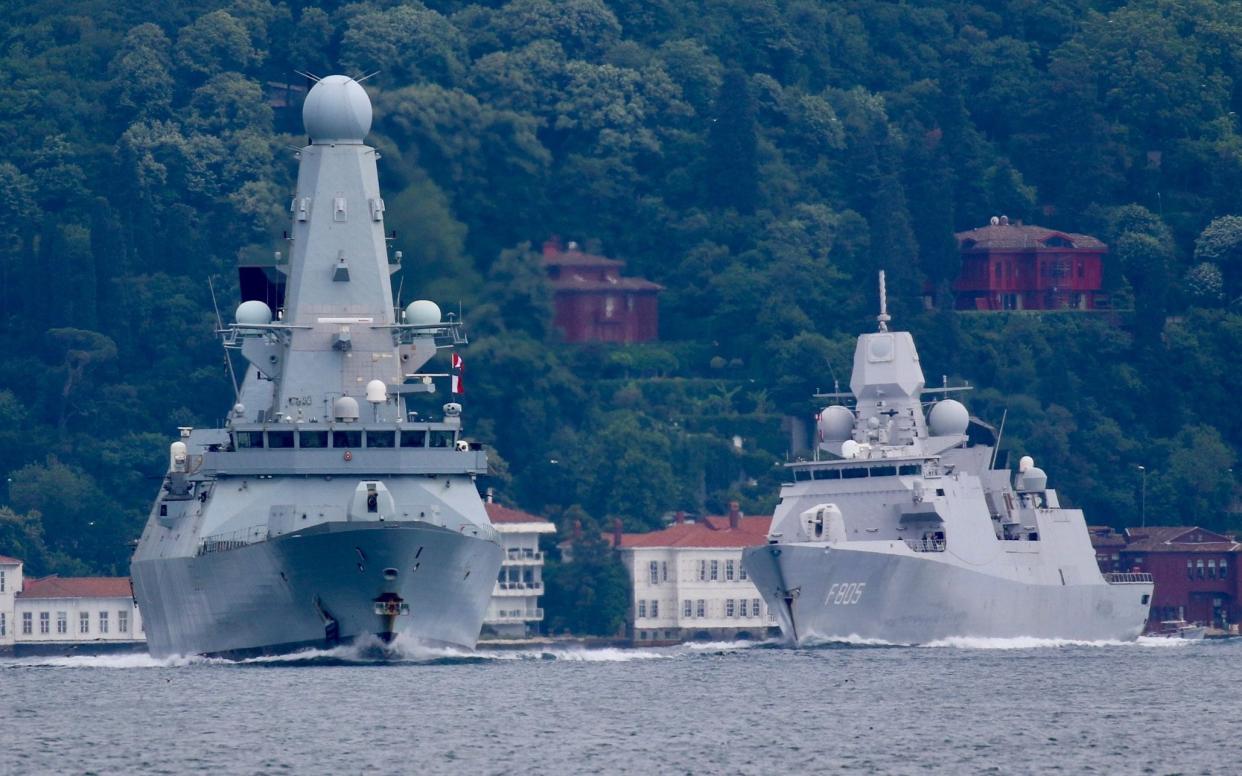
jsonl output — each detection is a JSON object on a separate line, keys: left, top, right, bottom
{"left": 842, "top": 467, "right": 869, "bottom": 479}
{"left": 366, "top": 431, "right": 395, "bottom": 448}
{"left": 332, "top": 430, "right": 362, "bottom": 449}
{"left": 429, "top": 431, "right": 454, "bottom": 448}
{"left": 299, "top": 430, "right": 328, "bottom": 449}
{"left": 235, "top": 431, "right": 265, "bottom": 449}
{"left": 400, "top": 430, "right": 426, "bottom": 448}
{"left": 813, "top": 469, "right": 841, "bottom": 480}
{"left": 898, "top": 464, "right": 922, "bottom": 476}
{"left": 794, "top": 470, "right": 811, "bottom": 481}
{"left": 870, "top": 465, "right": 897, "bottom": 477}
{"left": 267, "top": 430, "right": 294, "bottom": 449}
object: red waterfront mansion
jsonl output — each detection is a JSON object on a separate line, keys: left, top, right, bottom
{"left": 542, "top": 238, "right": 662, "bottom": 343}
{"left": 952, "top": 218, "right": 1108, "bottom": 311}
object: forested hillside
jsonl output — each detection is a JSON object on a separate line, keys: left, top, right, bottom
{"left": 2, "top": 0, "right": 1241, "bottom": 577}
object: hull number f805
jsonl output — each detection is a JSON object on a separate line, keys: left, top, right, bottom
{"left": 825, "top": 582, "right": 866, "bottom": 605}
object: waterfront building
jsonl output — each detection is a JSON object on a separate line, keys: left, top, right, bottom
{"left": 612, "top": 504, "right": 777, "bottom": 643}
{"left": 951, "top": 218, "right": 1108, "bottom": 311}
{"left": 483, "top": 501, "right": 556, "bottom": 638}
{"left": 0, "top": 556, "right": 145, "bottom": 655}
{"left": 542, "top": 237, "right": 662, "bottom": 343}
{"left": 1090, "top": 525, "right": 1240, "bottom": 630}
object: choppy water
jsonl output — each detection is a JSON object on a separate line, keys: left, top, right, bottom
{"left": 2, "top": 636, "right": 1235, "bottom": 775}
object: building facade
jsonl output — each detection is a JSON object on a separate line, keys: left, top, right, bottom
{"left": 483, "top": 501, "right": 556, "bottom": 638}
{"left": 1090, "top": 526, "right": 1240, "bottom": 631}
{"left": 614, "top": 507, "right": 778, "bottom": 643}
{"left": 1, "top": 556, "right": 145, "bottom": 655}
{"left": 542, "top": 238, "right": 661, "bottom": 343}
{"left": 951, "top": 218, "right": 1108, "bottom": 311}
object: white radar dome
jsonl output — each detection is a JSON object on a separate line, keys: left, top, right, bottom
{"left": 405, "top": 300, "right": 442, "bottom": 326}
{"left": 303, "top": 75, "right": 372, "bottom": 143}
{"left": 928, "top": 399, "right": 969, "bottom": 436}
{"left": 365, "top": 379, "right": 388, "bottom": 404}
{"left": 1018, "top": 455, "right": 1034, "bottom": 473}
{"left": 235, "top": 300, "right": 273, "bottom": 326}
{"left": 817, "top": 406, "right": 855, "bottom": 441}
{"left": 1021, "top": 466, "right": 1048, "bottom": 492}
{"left": 333, "top": 396, "right": 360, "bottom": 422}
{"left": 840, "top": 440, "right": 861, "bottom": 459}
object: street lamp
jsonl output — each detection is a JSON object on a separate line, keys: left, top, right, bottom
{"left": 1136, "top": 465, "right": 1147, "bottom": 528}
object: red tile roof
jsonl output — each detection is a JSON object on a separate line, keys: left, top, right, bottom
{"left": 543, "top": 248, "right": 624, "bottom": 268}
{"left": 548, "top": 275, "right": 663, "bottom": 292}
{"left": 18, "top": 576, "right": 133, "bottom": 599}
{"left": 0, "top": 555, "right": 22, "bottom": 565}
{"left": 486, "top": 503, "right": 552, "bottom": 525}
{"left": 956, "top": 223, "right": 1106, "bottom": 251}
{"left": 614, "top": 515, "right": 772, "bottom": 549}
{"left": 1121, "top": 526, "right": 1241, "bottom": 553}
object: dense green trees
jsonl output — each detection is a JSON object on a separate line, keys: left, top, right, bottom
{"left": 1, "top": 0, "right": 1242, "bottom": 588}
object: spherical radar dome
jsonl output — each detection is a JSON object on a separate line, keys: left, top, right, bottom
{"left": 928, "top": 399, "right": 970, "bottom": 436}
{"left": 405, "top": 300, "right": 442, "bottom": 326}
{"left": 303, "top": 75, "right": 372, "bottom": 143}
{"left": 235, "top": 300, "right": 273, "bottom": 326}
{"left": 818, "top": 405, "right": 855, "bottom": 441}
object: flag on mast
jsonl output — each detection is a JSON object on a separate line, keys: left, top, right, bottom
{"left": 451, "top": 352, "right": 464, "bottom": 394}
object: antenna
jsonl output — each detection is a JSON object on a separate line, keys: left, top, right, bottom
{"left": 294, "top": 70, "right": 322, "bottom": 83}
{"left": 877, "top": 270, "right": 891, "bottom": 332}
{"left": 208, "top": 277, "right": 240, "bottom": 402}
{"left": 989, "top": 408, "right": 1008, "bottom": 470}
{"left": 355, "top": 71, "right": 381, "bottom": 83}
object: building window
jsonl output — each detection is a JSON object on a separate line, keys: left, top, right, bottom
{"left": 1197, "top": 560, "right": 1205, "bottom": 579}
{"left": 740, "top": 564, "right": 748, "bottom": 581}
{"left": 80, "top": 612, "right": 89, "bottom": 634}
{"left": 661, "top": 561, "right": 668, "bottom": 582}
{"left": 22, "top": 612, "right": 32, "bottom": 635}
{"left": 739, "top": 599, "right": 748, "bottom": 618}
{"left": 0, "top": 612, "right": 5, "bottom": 637}
{"left": 710, "top": 560, "right": 719, "bottom": 581}
{"left": 726, "top": 560, "right": 735, "bottom": 581}
{"left": 1208, "top": 560, "right": 1217, "bottom": 579}
{"left": 99, "top": 611, "right": 109, "bottom": 634}
{"left": 39, "top": 612, "right": 49, "bottom": 634}
{"left": 1221, "top": 558, "right": 1229, "bottom": 578}
{"left": 1188, "top": 560, "right": 1194, "bottom": 580}
{"left": 696, "top": 600, "right": 706, "bottom": 618}
{"left": 726, "top": 599, "right": 735, "bottom": 617}
{"left": 57, "top": 611, "right": 67, "bottom": 634}
{"left": 753, "top": 599, "right": 762, "bottom": 618}
{"left": 683, "top": 600, "right": 692, "bottom": 618}
{"left": 650, "top": 600, "right": 658, "bottom": 618}
{"left": 119, "top": 611, "right": 129, "bottom": 634}
{"left": 649, "top": 561, "right": 659, "bottom": 585}
{"left": 638, "top": 600, "right": 647, "bottom": 619}
{"left": 698, "top": 560, "right": 707, "bottom": 581}
{"left": 0, "top": 569, "right": 5, "bottom": 592}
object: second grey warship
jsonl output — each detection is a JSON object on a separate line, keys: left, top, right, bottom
{"left": 742, "top": 274, "right": 1153, "bottom": 644}
{"left": 131, "top": 75, "right": 503, "bottom": 658}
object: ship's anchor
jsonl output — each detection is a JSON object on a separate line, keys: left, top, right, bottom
{"left": 313, "top": 595, "right": 341, "bottom": 646}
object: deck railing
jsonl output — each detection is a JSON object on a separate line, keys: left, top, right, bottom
{"left": 905, "top": 538, "right": 947, "bottom": 553}
{"left": 1103, "top": 572, "right": 1153, "bottom": 584}
{"left": 197, "top": 524, "right": 268, "bottom": 555}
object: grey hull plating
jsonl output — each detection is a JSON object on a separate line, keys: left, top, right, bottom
{"left": 744, "top": 543, "right": 1151, "bottom": 644}
{"left": 134, "top": 521, "right": 501, "bottom": 658}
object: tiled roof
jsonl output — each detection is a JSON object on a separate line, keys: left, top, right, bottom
{"left": 1088, "top": 527, "right": 1127, "bottom": 550}
{"left": 0, "top": 555, "right": 22, "bottom": 565}
{"left": 543, "top": 249, "right": 624, "bottom": 268}
{"left": 1121, "top": 526, "right": 1241, "bottom": 553}
{"left": 18, "top": 576, "right": 133, "bottom": 599}
{"left": 486, "top": 503, "right": 552, "bottom": 525}
{"left": 548, "top": 275, "right": 663, "bottom": 292}
{"left": 955, "top": 223, "right": 1106, "bottom": 251}
{"left": 615, "top": 516, "right": 772, "bottom": 549}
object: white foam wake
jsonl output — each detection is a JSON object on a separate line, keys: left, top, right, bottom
{"left": 922, "top": 635, "right": 1193, "bottom": 650}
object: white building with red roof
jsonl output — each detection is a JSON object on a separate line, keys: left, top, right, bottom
{"left": 613, "top": 503, "right": 779, "bottom": 643}
{"left": 483, "top": 499, "right": 557, "bottom": 638}
{"left": 0, "top": 555, "right": 145, "bottom": 655}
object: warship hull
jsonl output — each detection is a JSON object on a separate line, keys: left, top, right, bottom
{"left": 743, "top": 543, "right": 1152, "bottom": 645}
{"left": 133, "top": 521, "right": 502, "bottom": 658}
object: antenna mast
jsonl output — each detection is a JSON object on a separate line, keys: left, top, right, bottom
{"left": 877, "top": 270, "right": 891, "bottom": 332}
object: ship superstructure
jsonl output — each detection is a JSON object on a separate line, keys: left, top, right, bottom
{"left": 131, "top": 75, "right": 502, "bottom": 658}
{"left": 742, "top": 274, "right": 1153, "bottom": 644}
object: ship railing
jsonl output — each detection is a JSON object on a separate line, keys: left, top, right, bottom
{"left": 496, "top": 581, "right": 544, "bottom": 591}
{"left": 197, "top": 524, "right": 269, "bottom": 556}
{"left": 905, "top": 538, "right": 947, "bottom": 553}
{"left": 1103, "top": 572, "right": 1153, "bottom": 584}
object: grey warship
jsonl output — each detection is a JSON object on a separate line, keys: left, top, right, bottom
{"left": 131, "top": 75, "right": 503, "bottom": 658}
{"left": 742, "top": 274, "right": 1153, "bottom": 645}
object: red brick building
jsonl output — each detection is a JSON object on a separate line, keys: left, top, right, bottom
{"left": 542, "top": 238, "right": 661, "bottom": 343}
{"left": 1090, "top": 526, "right": 1240, "bottom": 631}
{"left": 952, "top": 218, "right": 1108, "bottom": 311}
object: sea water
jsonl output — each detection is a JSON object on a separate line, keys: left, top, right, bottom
{"left": 1, "top": 637, "right": 1235, "bottom": 774}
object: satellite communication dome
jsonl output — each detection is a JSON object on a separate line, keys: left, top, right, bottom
{"left": 817, "top": 405, "right": 854, "bottom": 441}
{"left": 405, "top": 300, "right": 442, "bottom": 326}
{"left": 1018, "top": 455, "right": 1034, "bottom": 473}
{"left": 1021, "top": 466, "right": 1048, "bottom": 492}
{"left": 840, "top": 439, "right": 861, "bottom": 459}
{"left": 928, "top": 399, "right": 969, "bottom": 436}
{"left": 235, "top": 300, "right": 273, "bottom": 326}
{"left": 333, "top": 396, "right": 360, "bottom": 422}
{"left": 365, "top": 379, "right": 387, "bottom": 404}
{"left": 303, "top": 75, "right": 372, "bottom": 143}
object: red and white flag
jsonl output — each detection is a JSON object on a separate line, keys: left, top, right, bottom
{"left": 451, "top": 352, "right": 464, "bottom": 394}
